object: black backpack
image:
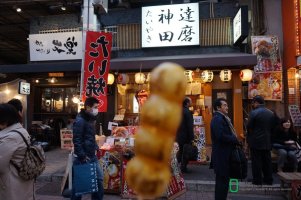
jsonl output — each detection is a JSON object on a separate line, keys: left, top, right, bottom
{"left": 229, "top": 146, "right": 248, "bottom": 180}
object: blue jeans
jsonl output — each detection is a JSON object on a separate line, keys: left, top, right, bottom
{"left": 277, "top": 149, "right": 298, "bottom": 170}
{"left": 71, "top": 158, "right": 104, "bottom": 200}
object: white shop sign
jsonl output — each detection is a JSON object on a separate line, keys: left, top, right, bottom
{"left": 142, "top": 3, "right": 199, "bottom": 48}
{"left": 29, "top": 32, "right": 82, "bottom": 61}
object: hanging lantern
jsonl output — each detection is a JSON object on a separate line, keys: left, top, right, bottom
{"left": 184, "top": 70, "right": 194, "bottom": 82}
{"left": 240, "top": 69, "right": 253, "bottom": 81}
{"left": 117, "top": 73, "right": 129, "bottom": 85}
{"left": 107, "top": 73, "right": 115, "bottom": 85}
{"left": 201, "top": 70, "right": 214, "bottom": 82}
{"left": 135, "top": 72, "right": 146, "bottom": 84}
{"left": 220, "top": 69, "right": 232, "bottom": 82}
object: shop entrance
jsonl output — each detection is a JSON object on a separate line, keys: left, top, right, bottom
{"left": 212, "top": 89, "right": 233, "bottom": 121}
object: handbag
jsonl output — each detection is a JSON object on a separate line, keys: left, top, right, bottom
{"left": 183, "top": 143, "right": 198, "bottom": 161}
{"left": 229, "top": 145, "right": 248, "bottom": 180}
{"left": 73, "top": 161, "right": 99, "bottom": 196}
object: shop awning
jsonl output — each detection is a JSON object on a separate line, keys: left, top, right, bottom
{"left": 0, "top": 53, "right": 256, "bottom": 73}
{"left": 110, "top": 53, "right": 257, "bottom": 71}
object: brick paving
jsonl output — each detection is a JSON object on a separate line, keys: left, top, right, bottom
{"left": 34, "top": 148, "right": 287, "bottom": 200}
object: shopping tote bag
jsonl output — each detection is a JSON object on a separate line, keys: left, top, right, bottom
{"left": 73, "top": 161, "right": 98, "bottom": 196}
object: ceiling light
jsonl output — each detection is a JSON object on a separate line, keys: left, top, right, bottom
{"left": 35, "top": 79, "right": 39, "bottom": 83}
{"left": 61, "top": 6, "right": 66, "bottom": 11}
{"left": 16, "top": 8, "right": 22, "bottom": 12}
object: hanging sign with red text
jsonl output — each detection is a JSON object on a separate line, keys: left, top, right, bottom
{"left": 82, "top": 31, "right": 112, "bottom": 112}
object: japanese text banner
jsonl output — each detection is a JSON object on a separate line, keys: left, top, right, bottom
{"left": 82, "top": 31, "right": 113, "bottom": 112}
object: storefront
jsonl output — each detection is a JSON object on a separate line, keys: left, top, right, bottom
{"left": 0, "top": 1, "right": 257, "bottom": 147}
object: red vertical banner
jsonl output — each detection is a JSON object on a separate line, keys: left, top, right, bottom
{"left": 82, "top": 31, "right": 112, "bottom": 112}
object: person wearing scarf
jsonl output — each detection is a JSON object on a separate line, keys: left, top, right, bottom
{"left": 210, "top": 98, "right": 239, "bottom": 200}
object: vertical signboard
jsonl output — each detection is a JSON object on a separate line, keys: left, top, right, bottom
{"left": 82, "top": 31, "right": 112, "bottom": 112}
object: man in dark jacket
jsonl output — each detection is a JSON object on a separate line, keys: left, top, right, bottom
{"left": 247, "top": 95, "right": 274, "bottom": 185}
{"left": 176, "top": 97, "right": 195, "bottom": 173}
{"left": 72, "top": 97, "right": 103, "bottom": 200}
{"left": 210, "top": 98, "right": 239, "bottom": 200}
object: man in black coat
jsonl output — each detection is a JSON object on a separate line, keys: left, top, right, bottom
{"left": 210, "top": 98, "right": 239, "bottom": 200}
{"left": 72, "top": 97, "right": 104, "bottom": 200}
{"left": 176, "top": 97, "right": 195, "bottom": 173}
{"left": 247, "top": 95, "right": 274, "bottom": 185}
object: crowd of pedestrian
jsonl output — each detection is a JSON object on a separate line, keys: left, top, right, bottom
{"left": 208, "top": 95, "right": 300, "bottom": 200}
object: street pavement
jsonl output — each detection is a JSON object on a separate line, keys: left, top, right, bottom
{"left": 34, "top": 147, "right": 288, "bottom": 200}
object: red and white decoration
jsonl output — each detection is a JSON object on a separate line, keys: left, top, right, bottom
{"left": 82, "top": 31, "right": 113, "bottom": 112}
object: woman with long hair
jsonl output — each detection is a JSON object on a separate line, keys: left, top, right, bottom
{"left": 272, "top": 117, "right": 298, "bottom": 172}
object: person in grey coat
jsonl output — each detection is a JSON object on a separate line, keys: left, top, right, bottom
{"left": 0, "top": 103, "right": 34, "bottom": 200}
{"left": 247, "top": 95, "right": 275, "bottom": 185}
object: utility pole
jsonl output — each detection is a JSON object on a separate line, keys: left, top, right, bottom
{"left": 80, "top": 0, "right": 101, "bottom": 101}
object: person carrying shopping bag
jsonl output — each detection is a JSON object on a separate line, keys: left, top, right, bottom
{"left": 72, "top": 97, "right": 103, "bottom": 200}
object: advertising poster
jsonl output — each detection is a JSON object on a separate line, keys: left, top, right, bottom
{"left": 193, "top": 126, "right": 207, "bottom": 162}
{"left": 248, "top": 72, "right": 282, "bottom": 100}
{"left": 288, "top": 105, "right": 301, "bottom": 127}
{"left": 251, "top": 35, "right": 282, "bottom": 73}
{"left": 99, "top": 149, "right": 122, "bottom": 194}
{"left": 166, "top": 145, "right": 186, "bottom": 199}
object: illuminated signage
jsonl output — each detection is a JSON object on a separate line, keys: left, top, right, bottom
{"left": 233, "top": 6, "right": 248, "bottom": 46}
{"left": 142, "top": 3, "right": 199, "bottom": 48}
{"left": 18, "top": 82, "right": 30, "bottom": 95}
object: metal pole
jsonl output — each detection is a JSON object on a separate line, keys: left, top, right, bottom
{"left": 80, "top": 0, "right": 100, "bottom": 102}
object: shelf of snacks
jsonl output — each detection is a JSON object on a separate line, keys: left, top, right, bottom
{"left": 60, "top": 129, "right": 105, "bottom": 151}
{"left": 98, "top": 126, "right": 137, "bottom": 194}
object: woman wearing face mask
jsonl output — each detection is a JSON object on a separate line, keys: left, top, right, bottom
{"left": 72, "top": 96, "right": 103, "bottom": 200}
{"left": 272, "top": 117, "right": 298, "bottom": 172}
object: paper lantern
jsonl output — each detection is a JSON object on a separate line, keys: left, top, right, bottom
{"left": 220, "top": 69, "right": 232, "bottom": 82}
{"left": 184, "top": 70, "right": 194, "bottom": 82}
{"left": 240, "top": 69, "right": 253, "bottom": 81}
{"left": 117, "top": 73, "right": 129, "bottom": 85}
{"left": 135, "top": 73, "right": 146, "bottom": 84}
{"left": 201, "top": 70, "right": 214, "bottom": 82}
{"left": 107, "top": 73, "right": 115, "bottom": 85}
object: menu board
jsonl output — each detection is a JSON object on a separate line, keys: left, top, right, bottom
{"left": 288, "top": 105, "right": 301, "bottom": 127}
